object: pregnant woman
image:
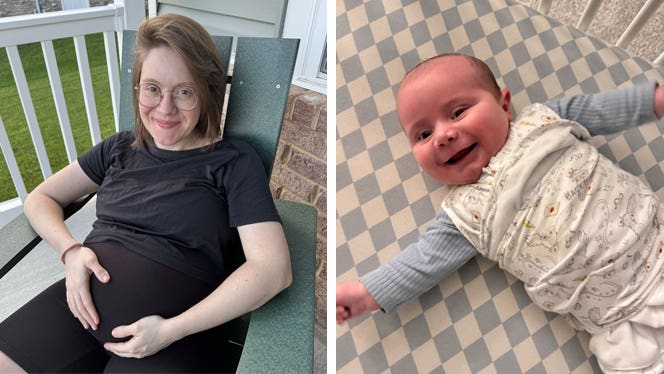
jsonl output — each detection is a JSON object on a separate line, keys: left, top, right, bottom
{"left": 0, "top": 13, "right": 291, "bottom": 372}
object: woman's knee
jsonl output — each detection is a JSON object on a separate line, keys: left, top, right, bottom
{"left": 0, "top": 350, "right": 26, "bottom": 374}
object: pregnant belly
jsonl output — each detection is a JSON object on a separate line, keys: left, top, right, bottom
{"left": 84, "top": 242, "right": 215, "bottom": 343}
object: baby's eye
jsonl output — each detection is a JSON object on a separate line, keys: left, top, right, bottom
{"left": 451, "top": 107, "right": 466, "bottom": 119}
{"left": 418, "top": 130, "right": 432, "bottom": 140}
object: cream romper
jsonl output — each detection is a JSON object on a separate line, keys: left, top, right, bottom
{"left": 443, "top": 104, "right": 664, "bottom": 373}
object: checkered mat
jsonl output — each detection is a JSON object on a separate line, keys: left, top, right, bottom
{"left": 336, "top": 0, "right": 664, "bottom": 372}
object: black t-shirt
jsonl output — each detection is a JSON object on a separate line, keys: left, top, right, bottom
{"left": 78, "top": 131, "right": 281, "bottom": 285}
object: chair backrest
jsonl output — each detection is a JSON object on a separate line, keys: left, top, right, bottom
{"left": 1, "top": 27, "right": 312, "bottom": 370}
{"left": 118, "top": 30, "right": 299, "bottom": 177}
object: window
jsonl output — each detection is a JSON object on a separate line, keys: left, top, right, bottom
{"left": 319, "top": 40, "right": 327, "bottom": 77}
{"left": 282, "top": 0, "right": 327, "bottom": 93}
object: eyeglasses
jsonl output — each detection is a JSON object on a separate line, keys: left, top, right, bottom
{"left": 135, "top": 83, "right": 198, "bottom": 111}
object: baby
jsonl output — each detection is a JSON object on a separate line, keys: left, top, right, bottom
{"left": 337, "top": 53, "right": 664, "bottom": 373}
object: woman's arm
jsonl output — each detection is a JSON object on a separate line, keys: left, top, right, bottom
{"left": 24, "top": 161, "right": 99, "bottom": 255}
{"left": 175, "top": 221, "right": 292, "bottom": 326}
{"left": 24, "top": 161, "right": 110, "bottom": 331}
{"left": 104, "top": 220, "right": 292, "bottom": 358}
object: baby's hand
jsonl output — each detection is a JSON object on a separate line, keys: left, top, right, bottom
{"left": 336, "top": 305, "right": 352, "bottom": 324}
{"left": 336, "top": 282, "right": 381, "bottom": 324}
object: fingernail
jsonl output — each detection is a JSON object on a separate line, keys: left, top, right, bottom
{"left": 102, "top": 274, "right": 109, "bottom": 282}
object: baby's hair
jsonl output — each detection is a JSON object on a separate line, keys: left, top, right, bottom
{"left": 401, "top": 53, "right": 501, "bottom": 98}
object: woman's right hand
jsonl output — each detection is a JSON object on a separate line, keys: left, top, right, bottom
{"left": 63, "top": 246, "right": 110, "bottom": 331}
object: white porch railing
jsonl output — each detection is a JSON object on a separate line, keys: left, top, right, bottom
{"left": 535, "top": 0, "right": 664, "bottom": 65}
{"left": 0, "top": 0, "right": 144, "bottom": 226}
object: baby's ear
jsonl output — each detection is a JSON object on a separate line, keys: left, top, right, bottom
{"left": 500, "top": 88, "right": 513, "bottom": 121}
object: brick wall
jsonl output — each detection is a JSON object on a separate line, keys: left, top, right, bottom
{"left": 271, "top": 85, "right": 327, "bottom": 328}
{"left": 0, "top": 0, "right": 112, "bottom": 17}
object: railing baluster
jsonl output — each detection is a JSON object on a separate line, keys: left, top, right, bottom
{"left": 616, "top": 0, "right": 663, "bottom": 49}
{"left": 6, "top": 45, "right": 53, "bottom": 179}
{"left": 0, "top": 117, "right": 28, "bottom": 202}
{"left": 148, "top": 0, "right": 157, "bottom": 18}
{"left": 41, "top": 40, "right": 78, "bottom": 163}
{"left": 0, "top": 1, "right": 133, "bottom": 217}
{"left": 655, "top": 51, "right": 664, "bottom": 66}
{"left": 576, "top": 0, "right": 604, "bottom": 32}
{"left": 104, "top": 31, "right": 121, "bottom": 132}
{"left": 73, "top": 35, "right": 102, "bottom": 146}
{"left": 536, "top": 0, "right": 553, "bottom": 14}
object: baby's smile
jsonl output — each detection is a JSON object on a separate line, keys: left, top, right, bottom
{"left": 446, "top": 143, "right": 476, "bottom": 165}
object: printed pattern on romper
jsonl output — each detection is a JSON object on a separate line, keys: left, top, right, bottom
{"left": 337, "top": 0, "right": 664, "bottom": 373}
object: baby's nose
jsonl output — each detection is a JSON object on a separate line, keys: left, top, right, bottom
{"left": 434, "top": 126, "right": 458, "bottom": 146}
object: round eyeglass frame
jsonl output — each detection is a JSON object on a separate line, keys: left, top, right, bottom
{"left": 135, "top": 83, "right": 199, "bottom": 111}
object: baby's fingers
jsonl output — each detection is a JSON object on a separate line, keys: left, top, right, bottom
{"left": 336, "top": 305, "right": 350, "bottom": 324}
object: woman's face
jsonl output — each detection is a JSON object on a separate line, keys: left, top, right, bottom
{"left": 138, "top": 46, "right": 203, "bottom": 151}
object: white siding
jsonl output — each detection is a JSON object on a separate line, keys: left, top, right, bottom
{"left": 155, "top": 0, "right": 288, "bottom": 37}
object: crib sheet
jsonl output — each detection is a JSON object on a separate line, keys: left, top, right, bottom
{"left": 336, "top": 0, "right": 664, "bottom": 373}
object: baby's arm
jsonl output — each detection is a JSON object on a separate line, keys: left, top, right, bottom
{"left": 337, "top": 209, "right": 477, "bottom": 323}
{"left": 545, "top": 82, "right": 661, "bottom": 136}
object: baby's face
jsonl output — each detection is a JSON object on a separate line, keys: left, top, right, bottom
{"left": 397, "top": 56, "right": 512, "bottom": 185}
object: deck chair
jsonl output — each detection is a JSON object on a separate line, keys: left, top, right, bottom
{"left": 337, "top": 0, "right": 664, "bottom": 373}
{"left": 0, "top": 30, "right": 316, "bottom": 373}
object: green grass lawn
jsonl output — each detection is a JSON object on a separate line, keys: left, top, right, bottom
{"left": 0, "top": 33, "right": 118, "bottom": 202}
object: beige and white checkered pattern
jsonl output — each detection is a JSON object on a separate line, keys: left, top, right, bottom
{"left": 336, "top": 0, "right": 664, "bottom": 372}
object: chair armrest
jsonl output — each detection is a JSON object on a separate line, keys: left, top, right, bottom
{"left": 0, "top": 194, "right": 94, "bottom": 279}
{"left": 0, "top": 212, "right": 40, "bottom": 279}
{"left": 236, "top": 199, "right": 317, "bottom": 374}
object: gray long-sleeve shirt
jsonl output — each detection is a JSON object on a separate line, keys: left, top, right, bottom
{"left": 361, "top": 83, "right": 660, "bottom": 313}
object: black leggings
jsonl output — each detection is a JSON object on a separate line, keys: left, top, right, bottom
{"left": 0, "top": 242, "right": 239, "bottom": 373}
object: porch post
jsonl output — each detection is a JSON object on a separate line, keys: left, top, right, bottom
{"left": 113, "top": 0, "right": 144, "bottom": 67}
{"left": 114, "top": 0, "right": 144, "bottom": 31}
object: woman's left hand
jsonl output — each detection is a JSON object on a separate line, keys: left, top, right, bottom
{"left": 104, "top": 315, "right": 178, "bottom": 358}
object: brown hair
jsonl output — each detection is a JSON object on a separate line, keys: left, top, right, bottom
{"left": 131, "top": 13, "right": 226, "bottom": 149}
{"left": 401, "top": 53, "right": 501, "bottom": 98}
